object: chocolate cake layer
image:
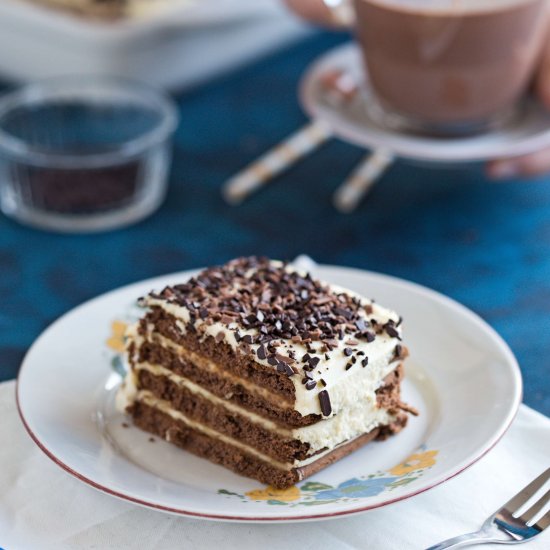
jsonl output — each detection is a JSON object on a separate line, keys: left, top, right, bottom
{"left": 132, "top": 401, "right": 383, "bottom": 489}
{"left": 140, "top": 307, "right": 296, "bottom": 398}
{"left": 378, "top": 413, "right": 408, "bottom": 440}
{"left": 375, "top": 364, "right": 415, "bottom": 415}
{"left": 136, "top": 369, "right": 311, "bottom": 463}
{"left": 134, "top": 338, "right": 320, "bottom": 428}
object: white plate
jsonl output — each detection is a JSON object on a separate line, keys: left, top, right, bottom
{"left": 17, "top": 264, "right": 521, "bottom": 522}
{"left": 300, "top": 44, "right": 550, "bottom": 163}
{"left": 2, "top": 0, "right": 273, "bottom": 31}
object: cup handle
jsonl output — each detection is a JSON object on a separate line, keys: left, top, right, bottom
{"left": 323, "top": 0, "right": 355, "bottom": 27}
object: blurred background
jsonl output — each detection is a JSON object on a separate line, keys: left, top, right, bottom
{"left": 1, "top": 0, "right": 549, "bottom": 417}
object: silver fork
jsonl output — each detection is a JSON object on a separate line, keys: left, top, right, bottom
{"left": 426, "top": 467, "right": 550, "bottom": 549}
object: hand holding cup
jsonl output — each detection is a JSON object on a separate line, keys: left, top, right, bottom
{"left": 284, "top": 0, "right": 550, "bottom": 179}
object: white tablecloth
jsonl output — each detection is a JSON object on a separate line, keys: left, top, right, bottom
{"left": 1, "top": 380, "right": 548, "bottom": 550}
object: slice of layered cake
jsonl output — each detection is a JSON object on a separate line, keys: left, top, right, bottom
{"left": 117, "top": 257, "right": 417, "bottom": 488}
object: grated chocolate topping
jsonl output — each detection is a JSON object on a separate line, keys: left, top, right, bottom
{"left": 155, "top": 256, "right": 381, "bottom": 349}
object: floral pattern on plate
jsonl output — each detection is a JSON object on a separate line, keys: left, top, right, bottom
{"left": 218, "top": 449, "right": 438, "bottom": 506}
{"left": 106, "top": 320, "right": 128, "bottom": 377}
{"left": 106, "top": 303, "right": 142, "bottom": 375}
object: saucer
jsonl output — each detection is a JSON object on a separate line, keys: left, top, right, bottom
{"left": 299, "top": 44, "right": 550, "bottom": 163}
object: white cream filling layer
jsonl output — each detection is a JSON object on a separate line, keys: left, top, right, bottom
{"left": 115, "top": 368, "right": 138, "bottom": 413}
{"left": 294, "top": 400, "right": 394, "bottom": 452}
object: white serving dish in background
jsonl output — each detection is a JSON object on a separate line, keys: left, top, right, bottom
{"left": 0, "top": 0, "right": 309, "bottom": 90}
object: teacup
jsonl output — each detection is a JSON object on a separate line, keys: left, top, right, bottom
{"left": 325, "top": 0, "right": 549, "bottom": 136}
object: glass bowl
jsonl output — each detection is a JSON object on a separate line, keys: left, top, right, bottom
{"left": 0, "top": 77, "right": 178, "bottom": 232}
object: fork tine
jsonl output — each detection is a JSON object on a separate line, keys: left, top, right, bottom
{"left": 536, "top": 509, "right": 550, "bottom": 530}
{"left": 518, "top": 488, "right": 550, "bottom": 525}
{"left": 504, "top": 468, "right": 550, "bottom": 514}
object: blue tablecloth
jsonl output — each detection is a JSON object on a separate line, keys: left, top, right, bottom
{"left": 2, "top": 32, "right": 549, "bottom": 416}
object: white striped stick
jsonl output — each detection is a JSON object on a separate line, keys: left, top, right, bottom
{"left": 333, "top": 149, "right": 395, "bottom": 213}
{"left": 222, "top": 120, "right": 332, "bottom": 205}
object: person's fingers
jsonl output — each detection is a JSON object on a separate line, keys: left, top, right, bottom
{"left": 535, "top": 42, "right": 550, "bottom": 108}
{"left": 486, "top": 39, "right": 550, "bottom": 180}
{"left": 487, "top": 147, "right": 550, "bottom": 179}
{"left": 282, "top": 0, "right": 337, "bottom": 27}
